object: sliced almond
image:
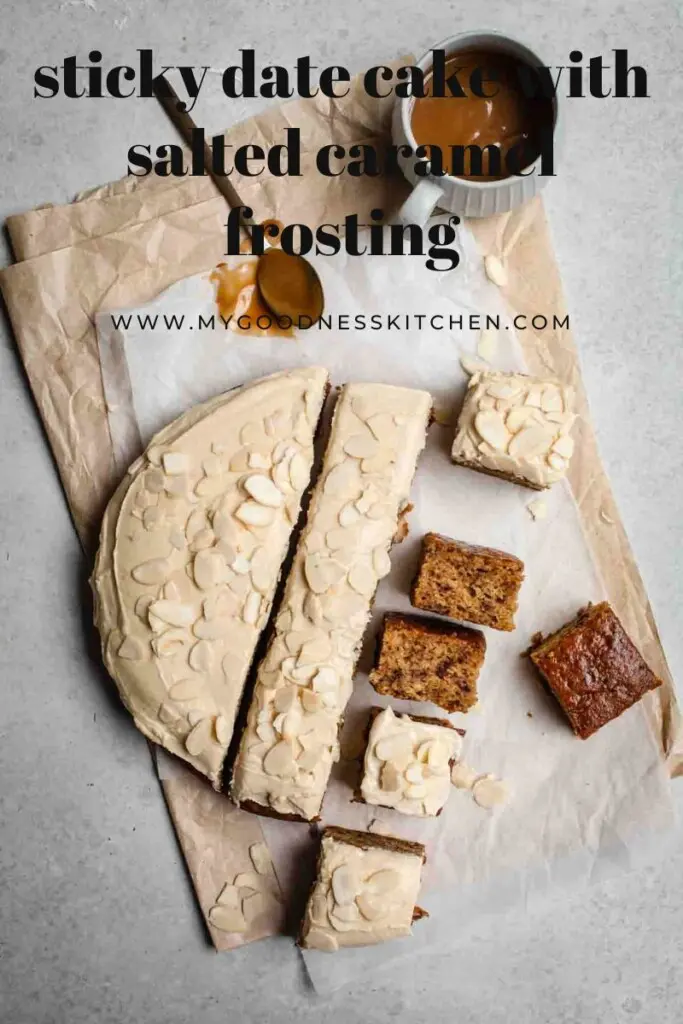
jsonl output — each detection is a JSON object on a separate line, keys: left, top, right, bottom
{"left": 148, "top": 600, "right": 195, "bottom": 628}
{"left": 312, "top": 666, "right": 338, "bottom": 692}
{"left": 552, "top": 435, "right": 574, "bottom": 459}
{"left": 169, "top": 679, "right": 204, "bottom": 701}
{"left": 263, "top": 740, "right": 297, "bottom": 778}
{"left": 244, "top": 474, "right": 284, "bottom": 508}
{"left": 547, "top": 452, "right": 567, "bottom": 472}
{"left": 302, "top": 690, "right": 323, "bottom": 713}
{"left": 474, "top": 409, "right": 510, "bottom": 452}
{"left": 249, "top": 842, "right": 273, "bottom": 877}
{"left": 215, "top": 883, "right": 241, "bottom": 908}
{"left": 372, "top": 547, "right": 391, "bottom": 579}
{"left": 143, "top": 468, "right": 165, "bottom": 494}
{"left": 451, "top": 762, "right": 478, "bottom": 789}
{"left": 235, "top": 501, "right": 276, "bottom": 527}
{"left": 215, "top": 715, "right": 231, "bottom": 745}
{"left": 506, "top": 406, "right": 536, "bottom": 433}
{"left": 332, "top": 902, "right": 361, "bottom": 923}
{"left": 361, "top": 452, "right": 394, "bottom": 474}
{"left": 356, "top": 893, "right": 385, "bottom": 921}
{"left": 472, "top": 774, "right": 509, "bottom": 808}
{"left": 117, "top": 635, "right": 145, "bottom": 660}
{"left": 208, "top": 904, "right": 247, "bottom": 933}
{"left": 274, "top": 686, "right": 298, "bottom": 713}
{"left": 404, "top": 763, "right": 424, "bottom": 784}
{"left": 324, "top": 461, "right": 361, "bottom": 496}
{"left": 135, "top": 595, "right": 154, "bottom": 620}
{"left": 162, "top": 451, "right": 189, "bottom": 475}
{"left": 189, "top": 640, "right": 213, "bottom": 672}
{"left": 256, "top": 721, "right": 276, "bottom": 744}
{"left": 242, "top": 591, "right": 261, "bottom": 625}
{"left": 190, "top": 527, "right": 215, "bottom": 552}
{"left": 288, "top": 451, "right": 309, "bottom": 491}
{"left": 185, "top": 717, "right": 212, "bottom": 756}
{"left": 375, "top": 733, "right": 414, "bottom": 763}
{"left": 304, "top": 554, "right": 346, "bottom": 594}
{"left": 193, "top": 550, "right": 227, "bottom": 590}
{"left": 298, "top": 635, "right": 332, "bottom": 666}
{"left": 132, "top": 558, "right": 170, "bottom": 585}
{"left": 365, "top": 869, "right": 401, "bottom": 896}
{"left": 380, "top": 763, "right": 401, "bottom": 792}
{"left": 331, "top": 864, "right": 357, "bottom": 905}
{"left": 541, "top": 385, "right": 564, "bottom": 413}
{"left": 229, "top": 448, "right": 250, "bottom": 472}
{"left": 142, "top": 506, "right": 163, "bottom": 531}
{"left": 307, "top": 930, "right": 339, "bottom": 951}
{"left": 484, "top": 253, "right": 508, "bottom": 288}
{"left": 508, "top": 424, "right": 555, "bottom": 460}
{"left": 348, "top": 562, "right": 376, "bottom": 596}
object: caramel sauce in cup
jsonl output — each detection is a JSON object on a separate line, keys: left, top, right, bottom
{"left": 410, "top": 48, "right": 554, "bottom": 182}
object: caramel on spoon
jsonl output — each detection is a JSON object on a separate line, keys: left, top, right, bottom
{"left": 153, "top": 76, "right": 324, "bottom": 328}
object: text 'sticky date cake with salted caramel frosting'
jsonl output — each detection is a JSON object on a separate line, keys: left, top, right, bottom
{"left": 230, "top": 382, "right": 432, "bottom": 821}
{"left": 91, "top": 368, "right": 329, "bottom": 789}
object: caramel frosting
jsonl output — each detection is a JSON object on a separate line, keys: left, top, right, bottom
{"left": 451, "top": 369, "right": 575, "bottom": 489}
{"left": 230, "top": 383, "right": 432, "bottom": 820}
{"left": 361, "top": 707, "right": 462, "bottom": 817}
{"left": 300, "top": 831, "right": 424, "bottom": 950}
{"left": 91, "top": 367, "right": 329, "bottom": 788}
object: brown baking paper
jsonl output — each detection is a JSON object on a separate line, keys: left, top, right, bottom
{"left": 1, "top": 58, "right": 680, "bottom": 955}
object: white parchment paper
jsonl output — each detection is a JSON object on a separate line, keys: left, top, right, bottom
{"left": 96, "top": 224, "right": 675, "bottom": 993}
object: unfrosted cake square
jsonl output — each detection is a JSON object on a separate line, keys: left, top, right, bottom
{"left": 369, "top": 613, "right": 485, "bottom": 713}
{"left": 412, "top": 532, "right": 525, "bottom": 631}
{"left": 299, "top": 825, "right": 426, "bottom": 950}
{"left": 451, "top": 370, "right": 575, "bottom": 490}
{"left": 528, "top": 602, "right": 662, "bottom": 738}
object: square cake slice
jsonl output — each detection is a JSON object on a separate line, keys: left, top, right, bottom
{"left": 451, "top": 369, "right": 575, "bottom": 489}
{"left": 412, "top": 532, "right": 524, "bottom": 631}
{"left": 360, "top": 706, "right": 462, "bottom": 817}
{"left": 299, "top": 825, "right": 426, "bottom": 950}
{"left": 369, "top": 613, "right": 485, "bottom": 713}
{"left": 528, "top": 601, "right": 662, "bottom": 738}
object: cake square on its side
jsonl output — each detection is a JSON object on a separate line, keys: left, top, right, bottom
{"left": 528, "top": 601, "right": 662, "bottom": 739}
{"left": 451, "top": 369, "right": 575, "bottom": 490}
{"left": 369, "top": 613, "right": 485, "bottom": 713}
{"left": 299, "top": 826, "right": 426, "bottom": 951}
{"left": 359, "top": 706, "right": 462, "bottom": 817}
{"left": 412, "top": 532, "right": 525, "bottom": 631}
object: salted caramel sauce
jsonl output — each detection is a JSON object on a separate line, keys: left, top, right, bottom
{"left": 411, "top": 49, "right": 554, "bottom": 181}
{"left": 210, "top": 258, "right": 293, "bottom": 338}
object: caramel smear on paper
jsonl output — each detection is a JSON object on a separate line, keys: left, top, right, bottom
{"left": 210, "top": 258, "right": 293, "bottom": 338}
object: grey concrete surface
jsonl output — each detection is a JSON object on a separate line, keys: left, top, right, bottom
{"left": 1, "top": 1, "right": 682, "bottom": 1022}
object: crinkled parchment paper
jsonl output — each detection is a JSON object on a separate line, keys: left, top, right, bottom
{"left": 0, "top": 58, "right": 679, "bottom": 968}
{"left": 96, "top": 227, "right": 676, "bottom": 992}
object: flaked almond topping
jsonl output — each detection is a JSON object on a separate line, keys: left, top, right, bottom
{"left": 298, "top": 635, "right": 332, "bottom": 666}
{"left": 242, "top": 591, "right": 261, "bottom": 625}
{"left": 348, "top": 562, "right": 376, "bottom": 597}
{"left": 526, "top": 497, "right": 548, "bottom": 521}
{"left": 151, "top": 630, "right": 187, "bottom": 658}
{"left": 303, "top": 591, "right": 325, "bottom": 626}
{"left": 185, "top": 717, "right": 213, "bottom": 756}
{"left": 331, "top": 864, "right": 357, "bottom": 905}
{"left": 132, "top": 558, "right": 171, "bottom": 585}
{"left": 222, "top": 651, "right": 243, "bottom": 678}
{"left": 312, "top": 666, "right": 337, "bottom": 692}
{"left": 169, "top": 679, "right": 204, "bottom": 701}
{"left": 256, "top": 721, "right": 276, "bottom": 744}
{"left": 301, "top": 689, "right": 323, "bottom": 713}
{"left": 552, "top": 435, "right": 574, "bottom": 459}
{"left": 229, "top": 449, "right": 250, "bottom": 473}
{"left": 143, "top": 468, "right": 165, "bottom": 494}
{"left": 540, "top": 386, "right": 564, "bottom": 413}
{"left": 235, "top": 501, "right": 275, "bottom": 527}
{"left": 332, "top": 902, "right": 361, "bottom": 924}
{"left": 404, "top": 763, "right": 424, "bottom": 784}
{"left": 274, "top": 686, "right": 298, "bottom": 713}
{"left": 547, "top": 452, "right": 567, "bottom": 472}
{"left": 244, "top": 474, "right": 284, "bottom": 508}
{"left": 215, "top": 882, "right": 241, "bottom": 908}
{"left": 185, "top": 508, "right": 207, "bottom": 542}
{"left": 215, "top": 715, "right": 231, "bottom": 745}
{"left": 242, "top": 891, "right": 268, "bottom": 922}
{"left": 135, "top": 594, "right": 154, "bottom": 620}
{"left": 451, "top": 762, "right": 478, "bottom": 789}
{"left": 474, "top": 409, "right": 510, "bottom": 452}
{"left": 208, "top": 904, "right": 247, "bottom": 933}
{"left": 406, "top": 782, "right": 427, "bottom": 799}
{"left": 158, "top": 702, "right": 180, "bottom": 725}
{"left": 288, "top": 451, "right": 309, "bottom": 491}
{"left": 375, "top": 733, "right": 414, "bottom": 762}
{"left": 169, "top": 526, "right": 187, "bottom": 550}
{"left": 117, "top": 635, "right": 145, "bottom": 660}
{"left": 162, "top": 451, "right": 190, "bottom": 475}
{"left": 524, "top": 385, "right": 544, "bottom": 409}
{"left": 324, "top": 461, "right": 362, "bottom": 496}
{"left": 231, "top": 554, "right": 251, "bottom": 575}
{"left": 484, "top": 253, "right": 508, "bottom": 288}
{"left": 297, "top": 748, "right": 319, "bottom": 771}
{"left": 361, "top": 452, "right": 394, "bottom": 474}
{"left": 148, "top": 600, "right": 195, "bottom": 628}
{"left": 189, "top": 639, "right": 214, "bottom": 672}
{"left": 365, "top": 868, "right": 401, "bottom": 896}
{"left": 508, "top": 424, "right": 555, "bottom": 460}
{"left": 147, "top": 446, "right": 163, "bottom": 466}
{"left": 339, "top": 502, "right": 362, "bottom": 527}
{"left": 166, "top": 475, "right": 191, "bottom": 498}
{"left": 506, "top": 406, "right": 536, "bottom": 432}
{"left": 190, "top": 527, "right": 215, "bottom": 551}
{"left": 304, "top": 553, "right": 346, "bottom": 594}
{"left": 472, "top": 774, "right": 509, "bottom": 808}
{"left": 355, "top": 893, "right": 385, "bottom": 921}
{"left": 263, "top": 739, "right": 297, "bottom": 777}
{"left": 193, "top": 550, "right": 227, "bottom": 590}
{"left": 240, "top": 421, "right": 268, "bottom": 447}
{"left": 380, "top": 763, "right": 401, "bottom": 792}
{"left": 142, "top": 506, "right": 163, "bottom": 531}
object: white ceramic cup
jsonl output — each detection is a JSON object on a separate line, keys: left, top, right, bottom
{"left": 392, "top": 31, "right": 561, "bottom": 222}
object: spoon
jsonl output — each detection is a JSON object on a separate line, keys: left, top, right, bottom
{"left": 153, "top": 75, "right": 324, "bottom": 327}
